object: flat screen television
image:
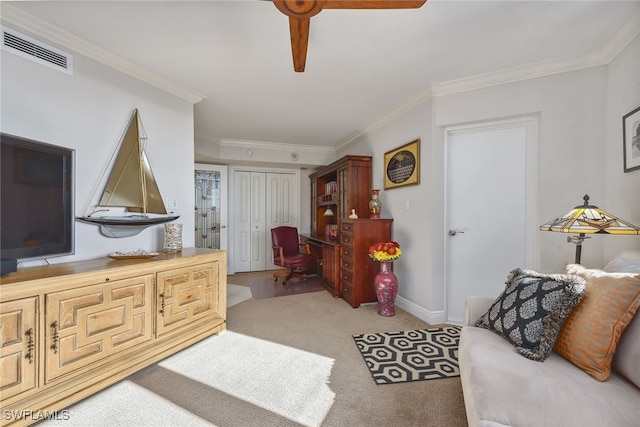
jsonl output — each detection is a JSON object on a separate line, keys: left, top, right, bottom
{"left": 1, "top": 133, "right": 75, "bottom": 262}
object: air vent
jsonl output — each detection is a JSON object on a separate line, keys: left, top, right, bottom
{"left": 2, "top": 26, "right": 73, "bottom": 74}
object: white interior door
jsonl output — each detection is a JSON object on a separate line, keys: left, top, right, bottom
{"left": 234, "top": 170, "right": 252, "bottom": 272}
{"left": 266, "top": 173, "right": 297, "bottom": 268}
{"left": 232, "top": 171, "right": 268, "bottom": 272}
{"left": 445, "top": 117, "right": 537, "bottom": 324}
{"left": 250, "top": 172, "right": 266, "bottom": 271}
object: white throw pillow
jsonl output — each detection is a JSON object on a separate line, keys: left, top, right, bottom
{"left": 603, "top": 257, "right": 640, "bottom": 274}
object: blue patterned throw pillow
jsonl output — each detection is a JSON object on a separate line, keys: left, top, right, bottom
{"left": 476, "top": 268, "right": 585, "bottom": 361}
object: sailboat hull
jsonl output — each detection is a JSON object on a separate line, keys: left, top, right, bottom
{"left": 77, "top": 215, "right": 180, "bottom": 238}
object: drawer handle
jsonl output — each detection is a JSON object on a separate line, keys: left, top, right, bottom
{"left": 50, "top": 321, "right": 59, "bottom": 354}
{"left": 25, "top": 328, "right": 35, "bottom": 364}
{"left": 159, "top": 293, "right": 166, "bottom": 316}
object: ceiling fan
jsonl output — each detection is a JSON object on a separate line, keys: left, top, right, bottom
{"left": 272, "top": 0, "right": 427, "bottom": 72}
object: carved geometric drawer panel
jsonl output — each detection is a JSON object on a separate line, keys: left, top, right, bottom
{"left": 44, "top": 275, "right": 153, "bottom": 383}
{"left": 0, "top": 297, "right": 37, "bottom": 401}
{"left": 156, "top": 262, "right": 219, "bottom": 336}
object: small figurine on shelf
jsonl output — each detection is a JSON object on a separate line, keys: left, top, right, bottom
{"left": 349, "top": 209, "right": 358, "bottom": 219}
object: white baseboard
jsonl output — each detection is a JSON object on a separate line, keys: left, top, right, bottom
{"left": 395, "top": 295, "right": 446, "bottom": 325}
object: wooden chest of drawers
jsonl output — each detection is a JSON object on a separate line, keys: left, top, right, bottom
{"left": 339, "top": 219, "right": 393, "bottom": 308}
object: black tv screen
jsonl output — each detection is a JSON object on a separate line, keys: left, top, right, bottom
{"left": 1, "top": 133, "right": 74, "bottom": 261}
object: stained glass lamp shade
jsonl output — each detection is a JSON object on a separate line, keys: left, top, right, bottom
{"left": 539, "top": 194, "right": 640, "bottom": 264}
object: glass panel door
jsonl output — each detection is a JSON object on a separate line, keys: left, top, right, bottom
{"left": 194, "top": 169, "right": 220, "bottom": 249}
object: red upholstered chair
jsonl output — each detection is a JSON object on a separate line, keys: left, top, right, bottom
{"left": 271, "top": 226, "right": 317, "bottom": 284}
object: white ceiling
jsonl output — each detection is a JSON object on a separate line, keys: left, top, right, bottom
{"left": 4, "top": 1, "right": 640, "bottom": 150}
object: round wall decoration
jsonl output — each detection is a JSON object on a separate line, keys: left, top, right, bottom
{"left": 383, "top": 139, "right": 420, "bottom": 189}
{"left": 386, "top": 150, "right": 416, "bottom": 184}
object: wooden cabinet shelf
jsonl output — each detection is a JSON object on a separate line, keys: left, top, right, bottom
{"left": 309, "top": 155, "right": 372, "bottom": 235}
{"left": 317, "top": 193, "right": 338, "bottom": 206}
{"left": 0, "top": 248, "right": 226, "bottom": 426}
{"left": 309, "top": 155, "right": 393, "bottom": 308}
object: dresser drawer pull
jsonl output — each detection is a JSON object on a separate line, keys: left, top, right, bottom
{"left": 50, "top": 321, "right": 59, "bottom": 354}
{"left": 25, "top": 328, "right": 35, "bottom": 364}
{"left": 159, "top": 293, "right": 166, "bottom": 316}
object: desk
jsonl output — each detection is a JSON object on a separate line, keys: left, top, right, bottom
{"left": 301, "top": 233, "right": 341, "bottom": 297}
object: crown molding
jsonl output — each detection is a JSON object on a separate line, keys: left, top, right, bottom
{"left": 196, "top": 131, "right": 337, "bottom": 156}
{"left": 336, "top": 84, "right": 434, "bottom": 151}
{"left": 599, "top": 7, "right": 640, "bottom": 63}
{"left": 0, "top": 4, "right": 206, "bottom": 104}
{"left": 432, "top": 52, "right": 607, "bottom": 98}
{"left": 219, "top": 138, "right": 335, "bottom": 154}
{"left": 339, "top": 7, "right": 640, "bottom": 149}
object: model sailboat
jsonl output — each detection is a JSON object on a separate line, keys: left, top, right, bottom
{"left": 77, "top": 109, "right": 179, "bottom": 237}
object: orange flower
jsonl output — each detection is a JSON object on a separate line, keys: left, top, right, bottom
{"left": 368, "top": 241, "right": 401, "bottom": 261}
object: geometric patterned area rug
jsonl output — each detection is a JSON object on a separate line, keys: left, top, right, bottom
{"left": 352, "top": 325, "right": 461, "bottom": 385}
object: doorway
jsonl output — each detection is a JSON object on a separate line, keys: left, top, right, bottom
{"left": 445, "top": 116, "right": 537, "bottom": 324}
{"left": 194, "top": 164, "right": 228, "bottom": 252}
{"left": 231, "top": 168, "right": 299, "bottom": 273}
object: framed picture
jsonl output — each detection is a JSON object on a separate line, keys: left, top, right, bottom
{"left": 384, "top": 139, "right": 420, "bottom": 189}
{"left": 623, "top": 105, "right": 640, "bottom": 173}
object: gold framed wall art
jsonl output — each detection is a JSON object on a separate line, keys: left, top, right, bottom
{"left": 383, "top": 139, "right": 420, "bottom": 189}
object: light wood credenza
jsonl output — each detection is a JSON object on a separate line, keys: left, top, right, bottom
{"left": 0, "top": 248, "right": 226, "bottom": 426}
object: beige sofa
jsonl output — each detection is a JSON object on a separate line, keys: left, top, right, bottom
{"left": 459, "top": 258, "right": 640, "bottom": 427}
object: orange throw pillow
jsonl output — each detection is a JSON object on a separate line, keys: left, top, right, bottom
{"left": 554, "top": 264, "right": 640, "bottom": 381}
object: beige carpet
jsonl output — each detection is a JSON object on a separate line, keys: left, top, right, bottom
{"left": 40, "top": 272, "right": 467, "bottom": 427}
{"left": 227, "top": 283, "right": 253, "bottom": 307}
{"left": 248, "top": 274, "right": 324, "bottom": 299}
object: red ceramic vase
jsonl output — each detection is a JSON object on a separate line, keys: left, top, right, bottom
{"left": 374, "top": 261, "right": 398, "bottom": 316}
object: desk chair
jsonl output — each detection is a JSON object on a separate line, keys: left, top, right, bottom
{"left": 271, "top": 226, "right": 317, "bottom": 284}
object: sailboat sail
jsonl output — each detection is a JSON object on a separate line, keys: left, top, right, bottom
{"left": 77, "top": 109, "right": 179, "bottom": 237}
{"left": 97, "top": 110, "right": 167, "bottom": 214}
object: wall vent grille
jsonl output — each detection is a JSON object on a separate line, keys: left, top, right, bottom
{"left": 2, "top": 26, "right": 73, "bottom": 74}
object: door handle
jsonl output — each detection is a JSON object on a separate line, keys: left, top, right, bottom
{"left": 448, "top": 229, "right": 465, "bottom": 236}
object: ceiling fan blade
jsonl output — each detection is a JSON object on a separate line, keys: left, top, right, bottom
{"left": 272, "top": 0, "right": 426, "bottom": 72}
{"left": 289, "top": 17, "right": 310, "bottom": 72}
{"left": 323, "top": 0, "right": 427, "bottom": 9}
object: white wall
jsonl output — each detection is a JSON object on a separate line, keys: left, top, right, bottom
{"left": 339, "top": 101, "right": 436, "bottom": 319}
{"left": 341, "top": 36, "right": 640, "bottom": 323}
{"left": 603, "top": 35, "right": 640, "bottom": 261}
{"left": 1, "top": 50, "right": 195, "bottom": 265}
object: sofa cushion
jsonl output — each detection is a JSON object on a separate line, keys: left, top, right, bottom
{"left": 476, "top": 268, "right": 584, "bottom": 361}
{"left": 613, "top": 310, "right": 640, "bottom": 388}
{"left": 603, "top": 257, "right": 640, "bottom": 274}
{"left": 554, "top": 264, "right": 640, "bottom": 381}
{"left": 459, "top": 326, "right": 640, "bottom": 427}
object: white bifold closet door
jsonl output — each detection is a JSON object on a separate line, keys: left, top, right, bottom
{"left": 233, "top": 170, "right": 297, "bottom": 272}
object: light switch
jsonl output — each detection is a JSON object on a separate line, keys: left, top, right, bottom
{"left": 403, "top": 199, "right": 410, "bottom": 210}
